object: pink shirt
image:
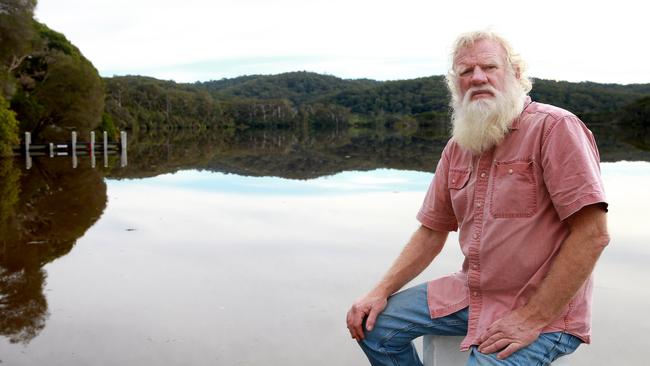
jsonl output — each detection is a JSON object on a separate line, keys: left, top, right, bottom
{"left": 416, "top": 98, "right": 607, "bottom": 350}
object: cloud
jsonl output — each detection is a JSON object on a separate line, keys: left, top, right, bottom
{"left": 35, "top": 0, "right": 650, "bottom": 83}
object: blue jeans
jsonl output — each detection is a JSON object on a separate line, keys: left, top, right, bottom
{"left": 358, "top": 283, "right": 582, "bottom": 366}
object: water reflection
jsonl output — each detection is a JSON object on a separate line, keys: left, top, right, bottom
{"left": 20, "top": 131, "right": 127, "bottom": 171}
{"left": 104, "top": 124, "right": 455, "bottom": 179}
{"left": 0, "top": 158, "right": 107, "bottom": 344}
{"left": 111, "top": 123, "right": 650, "bottom": 180}
{"left": 0, "top": 124, "right": 649, "bottom": 365}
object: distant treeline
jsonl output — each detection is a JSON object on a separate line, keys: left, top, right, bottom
{"left": 104, "top": 71, "right": 650, "bottom": 135}
{"left": 1, "top": 0, "right": 649, "bottom": 155}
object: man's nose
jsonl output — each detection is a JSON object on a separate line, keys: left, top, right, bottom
{"left": 470, "top": 66, "right": 488, "bottom": 85}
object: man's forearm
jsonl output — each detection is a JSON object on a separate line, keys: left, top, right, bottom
{"left": 369, "top": 225, "right": 448, "bottom": 298}
{"left": 522, "top": 204, "right": 610, "bottom": 325}
{"left": 347, "top": 225, "right": 449, "bottom": 340}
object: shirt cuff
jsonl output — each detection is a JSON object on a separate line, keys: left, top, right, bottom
{"left": 416, "top": 210, "right": 458, "bottom": 232}
{"left": 556, "top": 193, "right": 608, "bottom": 221}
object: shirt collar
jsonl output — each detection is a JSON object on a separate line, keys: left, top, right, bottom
{"left": 510, "top": 96, "right": 533, "bottom": 130}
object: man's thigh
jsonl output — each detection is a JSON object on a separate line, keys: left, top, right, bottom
{"left": 366, "top": 283, "right": 468, "bottom": 345}
{"left": 466, "top": 332, "right": 582, "bottom": 366}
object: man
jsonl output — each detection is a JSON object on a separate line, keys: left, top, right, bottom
{"left": 346, "top": 30, "right": 610, "bottom": 366}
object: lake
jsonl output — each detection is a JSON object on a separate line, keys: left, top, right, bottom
{"left": 1, "top": 125, "right": 649, "bottom": 365}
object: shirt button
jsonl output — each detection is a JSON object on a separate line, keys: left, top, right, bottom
{"left": 473, "top": 233, "right": 479, "bottom": 239}
{"left": 476, "top": 202, "right": 482, "bottom": 208}
{"left": 451, "top": 178, "right": 456, "bottom": 183}
{"left": 508, "top": 168, "right": 513, "bottom": 175}
{"left": 480, "top": 172, "right": 486, "bottom": 178}
{"left": 472, "top": 264, "right": 479, "bottom": 270}
{"left": 472, "top": 291, "right": 479, "bottom": 297}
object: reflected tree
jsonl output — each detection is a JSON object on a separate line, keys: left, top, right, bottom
{"left": 0, "top": 266, "right": 47, "bottom": 344}
{"left": 620, "top": 96, "right": 650, "bottom": 150}
{"left": 106, "top": 119, "right": 650, "bottom": 182}
{"left": 0, "top": 158, "right": 107, "bottom": 344}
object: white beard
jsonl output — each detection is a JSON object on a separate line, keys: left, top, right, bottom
{"left": 450, "top": 74, "right": 527, "bottom": 154}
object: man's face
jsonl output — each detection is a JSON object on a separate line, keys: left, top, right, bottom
{"left": 449, "top": 38, "right": 527, "bottom": 154}
{"left": 454, "top": 39, "right": 510, "bottom": 101}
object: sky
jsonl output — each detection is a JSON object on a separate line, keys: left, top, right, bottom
{"left": 35, "top": 0, "right": 649, "bottom": 84}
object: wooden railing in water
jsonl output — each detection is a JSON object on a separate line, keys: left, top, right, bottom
{"left": 13, "top": 131, "right": 127, "bottom": 169}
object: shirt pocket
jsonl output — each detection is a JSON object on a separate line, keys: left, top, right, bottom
{"left": 490, "top": 160, "right": 537, "bottom": 218}
{"left": 448, "top": 168, "right": 471, "bottom": 220}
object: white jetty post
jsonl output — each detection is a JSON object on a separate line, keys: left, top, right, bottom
{"left": 24, "top": 132, "right": 32, "bottom": 170}
{"left": 90, "top": 131, "right": 96, "bottom": 168}
{"left": 422, "top": 336, "right": 572, "bottom": 366}
{"left": 120, "top": 131, "right": 127, "bottom": 167}
{"left": 49, "top": 142, "right": 54, "bottom": 158}
{"left": 24, "top": 132, "right": 31, "bottom": 156}
{"left": 103, "top": 131, "right": 108, "bottom": 167}
{"left": 71, "top": 131, "right": 78, "bottom": 168}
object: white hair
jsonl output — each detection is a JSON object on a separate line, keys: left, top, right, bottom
{"left": 445, "top": 30, "right": 532, "bottom": 106}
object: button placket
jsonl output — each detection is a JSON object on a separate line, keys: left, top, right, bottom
{"left": 465, "top": 150, "right": 493, "bottom": 342}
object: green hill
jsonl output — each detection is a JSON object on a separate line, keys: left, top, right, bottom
{"left": 104, "top": 72, "right": 650, "bottom": 133}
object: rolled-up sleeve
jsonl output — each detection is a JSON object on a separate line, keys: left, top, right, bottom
{"left": 417, "top": 145, "right": 459, "bottom": 232}
{"left": 541, "top": 115, "right": 608, "bottom": 221}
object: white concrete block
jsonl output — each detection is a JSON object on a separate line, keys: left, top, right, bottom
{"left": 423, "top": 335, "right": 572, "bottom": 365}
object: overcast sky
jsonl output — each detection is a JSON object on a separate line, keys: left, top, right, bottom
{"left": 35, "top": 0, "right": 649, "bottom": 84}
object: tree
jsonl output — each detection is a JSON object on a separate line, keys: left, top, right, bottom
{"left": 620, "top": 96, "right": 650, "bottom": 149}
{"left": 0, "top": 95, "right": 19, "bottom": 155}
{"left": 0, "top": 0, "right": 37, "bottom": 92}
{"left": 10, "top": 21, "right": 104, "bottom": 140}
{"left": 30, "top": 51, "right": 104, "bottom": 137}
{"left": 0, "top": 0, "right": 37, "bottom": 152}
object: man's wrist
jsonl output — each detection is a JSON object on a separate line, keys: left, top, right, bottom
{"left": 520, "top": 301, "right": 557, "bottom": 327}
{"left": 369, "top": 285, "right": 392, "bottom": 299}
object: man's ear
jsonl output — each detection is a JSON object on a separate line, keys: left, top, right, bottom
{"left": 514, "top": 66, "right": 521, "bottom": 80}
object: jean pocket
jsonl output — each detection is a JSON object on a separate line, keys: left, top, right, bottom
{"left": 490, "top": 160, "right": 537, "bottom": 218}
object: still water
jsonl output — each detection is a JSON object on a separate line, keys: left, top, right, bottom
{"left": 1, "top": 127, "right": 649, "bottom": 365}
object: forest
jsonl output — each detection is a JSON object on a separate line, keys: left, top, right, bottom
{"left": 103, "top": 72, "right": 650, "bottom": 133}
{"left": 1, "top": 0, "right": 649, "bottom": 156}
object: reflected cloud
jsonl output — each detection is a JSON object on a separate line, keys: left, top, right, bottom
{"left": 114, "top": 168, "right": 432, "bottom": 195}
{"left": 600, "top": 162, "right": 650, "bottom": 253}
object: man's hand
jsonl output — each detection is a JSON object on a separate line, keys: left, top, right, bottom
{"left": 477, "top": 308, "right": 545, "bottom": 359}
{"left": 345, "top": 226, "right": 448, "bottom": 342}
{"left": 346, "top": 294, "right": 388, "bottom": 341}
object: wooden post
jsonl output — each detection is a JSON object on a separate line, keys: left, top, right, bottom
{"left": 24, "top": 132, "right": 32, "bottom": 170}
{"left": 103, "top": 131, "right": 108, "bottom": 168}
{"left": 120, "top": 131, "right": 127, "bottom": 167}
{"left": 24, "top": 132, "right": 30, "bottom": 157}
{"left": 71, "top": 131, "right": 78, "bottom": 168}
{"left": 49, "top": 143, "right": 54, "bottom": 158}
{"left": 90, "top": 131, "right": 96, "bottom": 168}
